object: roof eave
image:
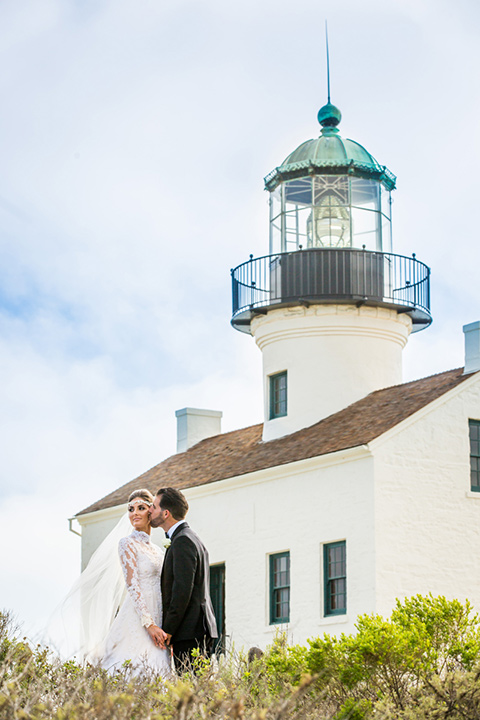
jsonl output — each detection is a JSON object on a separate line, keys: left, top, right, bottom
{"left": 264, "top": 161, "right": 396, "bottom": 192}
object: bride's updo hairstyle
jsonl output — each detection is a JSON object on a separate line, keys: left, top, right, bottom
{"left": 128, "top": 488, "right": 154, "bottom": 505}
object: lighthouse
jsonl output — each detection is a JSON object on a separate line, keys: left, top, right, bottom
{"left": 79, "top": 93, "right": 480, "bottom": 650}
{"left": 231, "top": 101, "right": 432, "bottom": 441}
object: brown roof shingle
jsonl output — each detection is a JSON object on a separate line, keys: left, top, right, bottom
{"left": 77, "top": 367, "right": 472, "bottom": 516}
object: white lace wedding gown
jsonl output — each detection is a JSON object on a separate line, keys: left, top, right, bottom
{"left": 101, "top": 529, "right": 172, "bottom": 676}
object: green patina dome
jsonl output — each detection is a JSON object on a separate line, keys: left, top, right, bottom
{"left": 264, "top": 103, "right": 396, "bottom": 192}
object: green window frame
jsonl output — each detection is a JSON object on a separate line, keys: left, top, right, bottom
{"left": 269, "top": 552, "right": 290, "bottom": 624}
{"left": 324, "top": 541, "right": 346, "bottom": 616}
{"left": 209, "top": 563, "right": 226, "bottom": 655}
{"left": 269, "top": 371, "right": 287, "bottom": 419}
{"left": 469, "top": 420, "right": 480, "bottom": 492}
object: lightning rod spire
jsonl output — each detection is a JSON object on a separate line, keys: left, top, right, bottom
{"left": 325, "top": 20, "right": 331, "bottom": 104}
{"left": 317, "top": 23, "right": 342, "bottom": 131}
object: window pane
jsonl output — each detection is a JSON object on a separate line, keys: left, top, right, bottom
{"left": 381, "top": 214, "right": 392, "bottom": 253}
{"left": 324, "top": 542, "right": 346, "bottom": 616}
{"left": 270, "top": 552, "right": 290, "bottom": 624}
{"left": 270, "top": 372, "right": 287, "bottom": 419}
{"left": 469, "top": 421, "right": 480, "bottom": 492}
{"left": 350, "top": 206, "right": 378, "bottom": 252}
{"left": 331, "top": 578, "right": 346, "bottom": 610}
{"left": 284, "top": 178, "right": 312, "bottom": 205}
{"left": 350, "top": 178, "right": 379, "bottom": 208}
{"left": 380, "top": 185, "right": 391, "bottom": 221}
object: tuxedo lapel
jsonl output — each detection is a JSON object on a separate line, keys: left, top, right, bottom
{"left": 170, "top": 521, "right": 189, "bottom": 542}
{"left": 161, "top": 522, "right": 188, "bottom": 580}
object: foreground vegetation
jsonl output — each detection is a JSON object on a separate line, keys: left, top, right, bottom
{"left": 3, "top": 595, "right": 480, "bottom": 719}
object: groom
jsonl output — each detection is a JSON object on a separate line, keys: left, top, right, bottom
{"left": 148, "top": 486, "right": 218, "bottom": 672}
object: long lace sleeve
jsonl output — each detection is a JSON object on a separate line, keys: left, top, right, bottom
{"left": 118, "top": 537, "right": 154, "bottom": 628}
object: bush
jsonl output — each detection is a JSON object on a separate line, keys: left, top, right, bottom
{"left": 305, "top": 594, "right": 480, "bottom": 718}
{"left": 3, "top": 596, "right": 480, "bottom": 720}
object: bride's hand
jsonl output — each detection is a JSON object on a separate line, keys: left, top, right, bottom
{"left": 146, "top": 624, "right": 167, "bottom": 649}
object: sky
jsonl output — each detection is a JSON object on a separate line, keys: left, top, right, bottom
{"left": 0, "top": 0, "right": 479, "bottom": 636}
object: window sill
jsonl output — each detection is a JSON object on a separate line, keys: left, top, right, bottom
{"left": 265, "top": 623, "right": 289, "bottom": 633}
{"left": 466, "top": 491, "right": 480, "bottom": 499}
{"left": 318, "top": 615, "right": 349, "bottom": 626}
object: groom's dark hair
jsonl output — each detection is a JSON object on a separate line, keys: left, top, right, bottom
{"left": 157, "top": 487, "right": 189, "bottom": 520}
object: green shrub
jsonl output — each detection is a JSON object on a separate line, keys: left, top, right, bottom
{"left": 3, "top": 596, "right": 480, "bottom": 720}
{"left": 260, "top": 633, "right": 309, "bottom": 694}
{"left": 306, "top": 594, "right": 480, "bottom": 717}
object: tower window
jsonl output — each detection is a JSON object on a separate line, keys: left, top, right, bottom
{"left": 469, "top": 420, "right": 480, "bottom": 492}
{"left": 269, "top": 371, "right": 287, "bottom": 419}
{"left": 324, "top": 541, "right": 346, "bottom": 616}
{"left": 269, "top": 552, "right": 290, "bottom": 624}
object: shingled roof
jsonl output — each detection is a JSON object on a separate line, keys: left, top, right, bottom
{"left": 77, "top": 367, "right": 472, "bottom": 516}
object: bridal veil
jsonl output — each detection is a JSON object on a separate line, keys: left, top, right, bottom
{"left": 44, "top": 512, "right": 131, "bottom": 662}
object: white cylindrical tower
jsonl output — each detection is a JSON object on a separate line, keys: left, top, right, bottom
{"left": 231, "top": 102, "right": 431, "bottom": 441}
{"left": 253, "top": 305, "right": 411, "bottom": 441}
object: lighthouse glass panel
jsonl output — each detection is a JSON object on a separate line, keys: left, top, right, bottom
{"left": 283, "top": 178, "right": 311, "bottom": 253}
{"left": 380, "top": 183, "right": 392, "bottom": 253}
{"left": 269, "top": 186, "right": 283, "bottom": 257}
{"left": 311, "top": 176, "right": 351, "bottom": 248}
{"left": 269, "top": 175, "right": 392, "bottom": 254}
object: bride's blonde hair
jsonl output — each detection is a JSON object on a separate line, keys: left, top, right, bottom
{"left": 128, "top": 488, "right": 154, "bottom": 505}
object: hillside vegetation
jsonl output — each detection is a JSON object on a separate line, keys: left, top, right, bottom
{"left": 2, "top": 595, "right": 480, "bottom": 719}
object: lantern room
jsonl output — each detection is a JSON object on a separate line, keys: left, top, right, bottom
{"left": 265, "top": 103, "right": 395, "bottom": 255}
{"left": 231, "top": 102, "right": 432, "bottom": 335}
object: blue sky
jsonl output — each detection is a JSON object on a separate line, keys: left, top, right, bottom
{"left": 1, "top": 0, "right": 479, "bottom": 633}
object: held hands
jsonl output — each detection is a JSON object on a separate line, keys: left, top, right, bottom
{"left": 146, "top": 624, "right": 168, "bottom": 649}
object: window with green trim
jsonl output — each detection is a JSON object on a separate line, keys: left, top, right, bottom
{"left": 469, "top": 420, "right": 480, "bottom": 492}
{"left": 324, "top": 541, "right": 346, "bottom": 616}
{"left": 269, "top": 371, "right": 287, "bottom": 419}
{"left": 269, "top": 552, "right": 290, "bottom": 624}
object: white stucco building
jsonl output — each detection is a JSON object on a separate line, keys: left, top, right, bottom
{"left": 74, "top": 99, "right": 480, "bottom": 651}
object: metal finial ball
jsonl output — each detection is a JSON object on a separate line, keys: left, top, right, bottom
{"left": 317, "top": 102, "right": 342, "bottom": 128}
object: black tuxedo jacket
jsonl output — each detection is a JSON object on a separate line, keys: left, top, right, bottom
{"left": 161, "top": 522, "right": 218, "bottom": 644}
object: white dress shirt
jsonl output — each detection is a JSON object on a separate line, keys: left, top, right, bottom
{"left": 167, "top": 519, "right": 187, "bottom": 539}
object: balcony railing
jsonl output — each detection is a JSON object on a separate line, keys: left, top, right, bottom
{"left": 231, "top": 248, "right": 431, "bottom": 333}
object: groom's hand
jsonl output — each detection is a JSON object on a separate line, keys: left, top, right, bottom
{"left": 146, "top": 624, "right": 167, "bottom": 649}
{"left": 165, "top": 632, "right": 172, "bottom": 646}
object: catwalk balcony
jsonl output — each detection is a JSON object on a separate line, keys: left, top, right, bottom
{"left": 231, "top": 248, "right": 431, "bottom": 334}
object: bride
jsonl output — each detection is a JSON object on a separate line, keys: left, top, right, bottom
{"left": 46, "top": 488, "right": 172, "bottom": 677}
{"left": 100, "top": 488, "right": 172, "bottom": 675}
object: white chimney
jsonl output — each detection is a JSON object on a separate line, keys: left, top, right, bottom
{"left": 175, "top": 408, "right": 222, "bottom": 453}
{"left": 463, "top": 321, "right": 480, "bottom": 374}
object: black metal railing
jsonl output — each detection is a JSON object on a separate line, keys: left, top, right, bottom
{"left": 231, "top": 248, "right": 431, "bottom": 333}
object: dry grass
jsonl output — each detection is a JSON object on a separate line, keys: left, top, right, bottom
{"left": 0, "top": 611, "right": 324, "bottom": 720}
{"left": 5, "top": 595, "right": 480, "bottom": 720}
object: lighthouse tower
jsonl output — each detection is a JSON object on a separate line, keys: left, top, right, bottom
{"left": 231, "top": 101, "right": 432, "bottom": 441}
